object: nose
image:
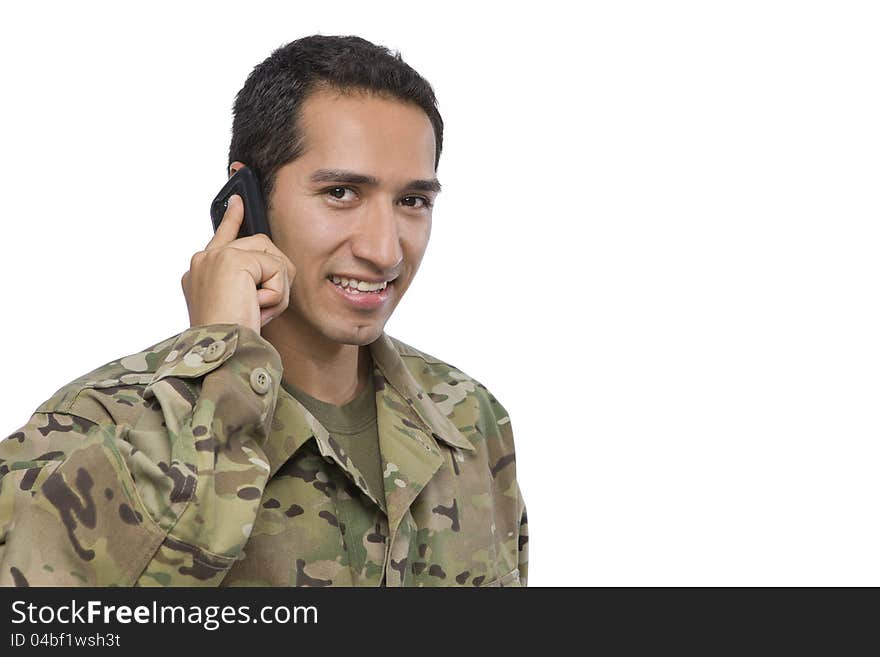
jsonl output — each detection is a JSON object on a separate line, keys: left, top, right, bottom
{"left": 350, "top": 198, "right": 404, "bottom": 275}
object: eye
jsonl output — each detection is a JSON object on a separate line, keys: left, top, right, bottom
{"left": 401, "top": 195, "right": 433, "bottom": 210}
{"left": 325, "top": 186, "right": 358, "bottom": 203}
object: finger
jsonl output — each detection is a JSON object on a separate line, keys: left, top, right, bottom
{"left": 228, "top": 247, "right": 288, "bottom": 299}
{"left": 260, "top": 299, "right": 289, "bottom": 327}
{"left": 226, "top": 233, "right": 277, "bottom": 253}
{"left": 260, "top": 270, "right": 292, "bottom": 326}
{"left": 261, "top": 306, "right": 277, "bottom": 327}
{"left": 256, "top": 256, "right": 292, "bottom": 325}
{"left": 256, "top": 283, "right": 281, "bottom": 308}
{"left": 255, "top": 268, "right": 287, "bottom": 308}
{"left": 230, "top": 234, "right": 298, "bottom": 283}
{"left": 205, "top": 194, "right": 244, "bottom": 251}
{"left": 257, "top": 284, "right": 288, "bottom": 328}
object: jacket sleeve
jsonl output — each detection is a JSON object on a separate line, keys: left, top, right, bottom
{"left": 0, "top": 323, "right": 282, "bottom": 587}
{"left": 516, "top": 483, "right": 529, "bottom": 587}
{"left": 481, "top": 388, "right": 529, "bottom": 588}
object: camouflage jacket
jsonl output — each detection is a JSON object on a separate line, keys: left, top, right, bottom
{"left": 0, "top": 324, "right": 528, "bottom": 587}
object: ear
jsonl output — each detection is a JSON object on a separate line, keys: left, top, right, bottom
{"left": 229, "top": 160, "right": 247, "bottom": 178}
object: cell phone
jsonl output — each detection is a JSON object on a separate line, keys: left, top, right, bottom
{"left": 209, "top": 166, "right": 272, "bottom": 240}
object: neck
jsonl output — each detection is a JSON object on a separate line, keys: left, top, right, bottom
{"left": 261, "top": 312, "right": 371, "bottom": 406}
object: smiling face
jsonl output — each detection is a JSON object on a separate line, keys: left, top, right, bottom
{"left": 245, "top": 86, "right": 440, "bottom": 347}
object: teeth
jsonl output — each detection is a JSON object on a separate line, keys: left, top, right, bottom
{"left": 330, "top": 275, "right": 388, "bottom": 292}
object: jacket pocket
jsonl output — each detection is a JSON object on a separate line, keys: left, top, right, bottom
{"left": 483, "top": 567, "right": 521, "bottom": 587}
{"left": 136, "top": 535, "right": 239, "bottom": 586}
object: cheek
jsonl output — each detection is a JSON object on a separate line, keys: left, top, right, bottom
{"left": 400, "top": 220, "right": 431, "bottom": 260}
{"left": 274, "top": 228, "right": 332, "bottom": 274}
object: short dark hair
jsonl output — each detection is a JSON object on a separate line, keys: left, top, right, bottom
{"left": 228, "top": 34, "right": 444, "bottom": 210}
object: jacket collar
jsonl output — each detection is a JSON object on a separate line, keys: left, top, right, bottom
{"left": 260, "top": 332, "right": 474, "bottom": 530}
{"left": 368, "top": 333, "right": 475, "bottom": 454}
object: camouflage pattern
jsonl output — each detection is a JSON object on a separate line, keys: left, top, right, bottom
{"left": 0, "top": 324, "right": 528, "bottom": 587}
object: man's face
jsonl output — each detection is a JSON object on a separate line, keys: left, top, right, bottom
{"left": 252, "top": 87, "right": 439, "bottom": 346}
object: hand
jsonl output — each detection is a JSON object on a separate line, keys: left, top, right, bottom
{"left": 181, "top": 194, "right": 297, "bottom": 335}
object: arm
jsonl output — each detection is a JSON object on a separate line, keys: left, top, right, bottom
{"left": 0, "top": 323, "right": 282, "bottom": 586}
{"left": 480, "top": 388, "right": 529, "bottom": 587}
{"left": 516, "top": 484, "right": 529, "bottom": 587}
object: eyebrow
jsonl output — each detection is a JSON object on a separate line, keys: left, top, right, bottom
{"left": 309, "top": 168, "right": 442, "bottom": 193}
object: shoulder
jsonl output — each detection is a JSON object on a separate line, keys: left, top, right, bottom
{"left": 387, "top": 334, "right": 482, "bottom": 391}
{"left": 386, "top": 335, "right": 514, "bottom": 441}
{"left": 33, "top": 330, "right": 185, "bottom": 426}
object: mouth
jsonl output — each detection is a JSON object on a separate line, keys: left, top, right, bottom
{"left": 326, "top": 275, "right": 396, "bottom": 308}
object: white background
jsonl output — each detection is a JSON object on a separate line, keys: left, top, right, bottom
{"left": 2, "top": 1, "right": 878, "bottom": 586}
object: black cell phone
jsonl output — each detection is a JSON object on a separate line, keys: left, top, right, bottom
{"left": 209, "top": 166, "right": 272, "bottom": 240}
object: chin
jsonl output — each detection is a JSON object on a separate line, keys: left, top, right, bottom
{"left": 324, "top": 321, "right": 384, "bottom": 346}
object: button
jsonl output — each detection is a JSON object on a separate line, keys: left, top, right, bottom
{"left": 203, "top": 340, "right": 226, "bottom": 362}
{"left": 250, "top": 367, "right": 271, "bottom": 394}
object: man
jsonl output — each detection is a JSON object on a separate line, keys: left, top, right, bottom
{"left": 0, "top": 35, "right": 527, "bottom": 587}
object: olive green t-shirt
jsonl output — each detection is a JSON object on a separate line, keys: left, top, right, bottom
{"left": 280, "top": 371, "right": 386, "bottom": 512}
